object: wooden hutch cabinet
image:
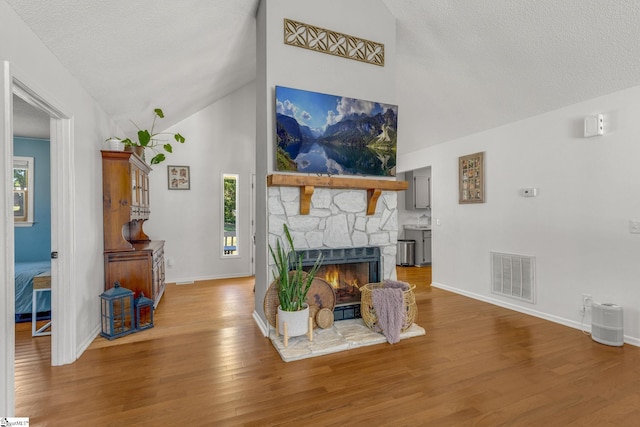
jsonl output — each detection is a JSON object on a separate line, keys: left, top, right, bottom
{"left": 101, "top": 150, "right": 165, "bottom": 307}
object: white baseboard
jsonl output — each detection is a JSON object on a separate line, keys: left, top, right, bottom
{"left": 253, "top": 310, "right": 269, "bottom": 337}
{"left": 166, "top": 273, "right": 253, "bottom": 284}
{"left": 431, "top": 281, "right": 639, "bottom": 348}
{"left": 76, "top": 323, "right": 100, "bottom": 360}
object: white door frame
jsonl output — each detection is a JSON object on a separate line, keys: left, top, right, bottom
{"left": 251, "top": 173, "right": 256, "bottom": 276}
{"left": 1, "top": 61, "right": 76, "bottom": 416}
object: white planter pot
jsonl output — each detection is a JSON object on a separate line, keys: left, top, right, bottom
{"left": 105, "top": 138, "right": 124, "bottom": 151}
{"left": 277, "top": 304, "right": 310, "bottom": 338}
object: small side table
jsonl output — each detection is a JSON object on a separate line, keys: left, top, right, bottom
{"left": 32, "top": 271, "right": 52, "bottom": 337}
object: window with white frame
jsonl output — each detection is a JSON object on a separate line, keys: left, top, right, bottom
{"left": 222, "top": 173, "right": 238, "bottom": 256}
{"left": 14, "top": 156, "right": 34, "bottom": 226}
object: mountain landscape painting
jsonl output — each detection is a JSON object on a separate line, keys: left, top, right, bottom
{"left": 275, "top": 86, "right": 398, "bottom": 177}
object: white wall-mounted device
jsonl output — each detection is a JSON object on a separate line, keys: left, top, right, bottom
{"left": 584, "top": 114, "right": 604, "bottom": 137}
{"left": 521, "top": 188, "right": 538, "bottom": 197}
{"left": 591, "top": 302, "right": 623, "bottom": 346}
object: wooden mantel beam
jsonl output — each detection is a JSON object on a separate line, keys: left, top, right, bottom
{"left": 267, "top": 174, "right": 408, "bottom": 215}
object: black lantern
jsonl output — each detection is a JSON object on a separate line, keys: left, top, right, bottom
{"left": 100, "top": 282, "right": 135, "bottom": 340}
{"left": 135, "top": 292, "right": 154, "bottom": 331}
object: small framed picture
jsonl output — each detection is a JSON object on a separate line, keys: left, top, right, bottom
{"left": 168, "top": 165, "right": 190, "bottom": 190}
{"left": 459, "top": 152, "right": 484, "bottom": 203}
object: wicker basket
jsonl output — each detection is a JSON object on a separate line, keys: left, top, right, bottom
{"left": 360, "top": 282, "right": 417, "bottom": 332}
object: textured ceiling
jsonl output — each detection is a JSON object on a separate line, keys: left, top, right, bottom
{"left": 7, "top": 0, "right": 259, "bottom": 138}
{"left": 387, "top": 0, "right": 640, "bottom": 152}
{"left": 7, "top": 0, "right": 640, "bottom": 152}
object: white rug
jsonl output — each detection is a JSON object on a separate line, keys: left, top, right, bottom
{"left": 269, "top": 318, "right": 426, "bottom": 362}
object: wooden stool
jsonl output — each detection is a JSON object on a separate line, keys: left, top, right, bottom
{"left": 32, "top": 271, "right": 52, "bottom": 337}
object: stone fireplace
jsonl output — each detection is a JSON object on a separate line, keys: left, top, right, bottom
{"left": 267, "top": 175, "right": 405, "bottom": 322}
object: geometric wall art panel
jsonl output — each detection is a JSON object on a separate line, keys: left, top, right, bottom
{"left": 284, "top": 19, "right": 384, "bottom": 67}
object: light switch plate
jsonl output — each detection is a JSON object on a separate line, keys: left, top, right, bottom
{"left": 630, "top": 220, "right": 640, "bottom": 234}
{"left": 584, "top": 114, "right": 604, "bottom": 137}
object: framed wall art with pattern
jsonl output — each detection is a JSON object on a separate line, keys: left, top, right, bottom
{"left": 459, "top": 152, "right": 485, "bottom": 204}
{"left": 168, "top": 165, "right": 190, "bottom": 190}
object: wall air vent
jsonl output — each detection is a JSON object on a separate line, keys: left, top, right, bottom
{"left": 490, "top": 252, "right": 536, "bottom": 304}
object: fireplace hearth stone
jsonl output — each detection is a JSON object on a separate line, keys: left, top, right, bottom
{"left": 269, "top": 318, "right": 426, "bottom": 362}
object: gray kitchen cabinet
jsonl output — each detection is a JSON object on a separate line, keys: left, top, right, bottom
{"left": 405, "top": 228, "right": 431, "bottom": 266}
{"left": 405, "top": 170, "right": 430, "bottom": 210}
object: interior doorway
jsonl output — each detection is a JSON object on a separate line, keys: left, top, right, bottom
{"left": 1, "top": 61, "right": 76, "bottom": 416}
{"left": 11, "top": 73, "right": 76, "bottom": 369}
{"left": 12, "top": 86, "right": 58, "bottom": 371}
{"left": 12, "top": 93, "right": 52, "bottom": 338}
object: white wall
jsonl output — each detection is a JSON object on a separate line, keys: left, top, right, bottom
{"left": 145, "top": 82, "right": 256, "bottom": 282}
{"left": 398, "top": 84, "right": 640, "bottom": 345}
{"left": 0, "top": 0, "right": 121, "bottom": 414}
{"left": 255, "top": 0, "right": 397, "bottom": 330}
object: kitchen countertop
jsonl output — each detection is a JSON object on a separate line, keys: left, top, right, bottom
{"left": 404, "top": 224, "right": 431, "bottom": 231}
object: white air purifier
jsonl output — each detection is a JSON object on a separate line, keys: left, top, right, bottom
{"left": 591, "top": 302, "right": 624, "bottom": 346}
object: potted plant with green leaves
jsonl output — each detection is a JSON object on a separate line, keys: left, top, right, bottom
{"left": 269, "top": 223, "right": 323, "bottom": 338}
{"left": 106, "top": 108, "right": 186, "bottom": 165}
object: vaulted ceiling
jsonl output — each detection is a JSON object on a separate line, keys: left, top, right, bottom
{"left": 8, "top": 0, "right": 640, "bottom": 153}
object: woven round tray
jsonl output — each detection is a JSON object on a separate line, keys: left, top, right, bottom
{"left": 360, "top": 282, "right": 417, "bottom": 332}
{"left": 316, "top": 307, "right": 334, "bottom": 329}
{"left": 264, "top": 273, "right": 336, "bottom": 328}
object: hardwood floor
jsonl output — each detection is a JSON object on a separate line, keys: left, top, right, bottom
{"left": 15, "top": 267, "right": 640, "bottom": 426}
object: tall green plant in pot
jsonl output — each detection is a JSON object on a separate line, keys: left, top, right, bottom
{"left": 269, "top": 224, "right": 323, "bottom": 337}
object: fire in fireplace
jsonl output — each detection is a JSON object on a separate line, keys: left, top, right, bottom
{"left": 318, "top": 263, "right": 369, "bottom": 305}
{"left": 297, "top": 247, "right": 380, "bottom": 320}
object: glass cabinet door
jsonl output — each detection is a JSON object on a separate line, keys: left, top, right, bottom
{"left": 130, "top": 165, "right": 140, "bottom": 208}
{"left": 141, "top": 172, "right": 149, "bottom": 209}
